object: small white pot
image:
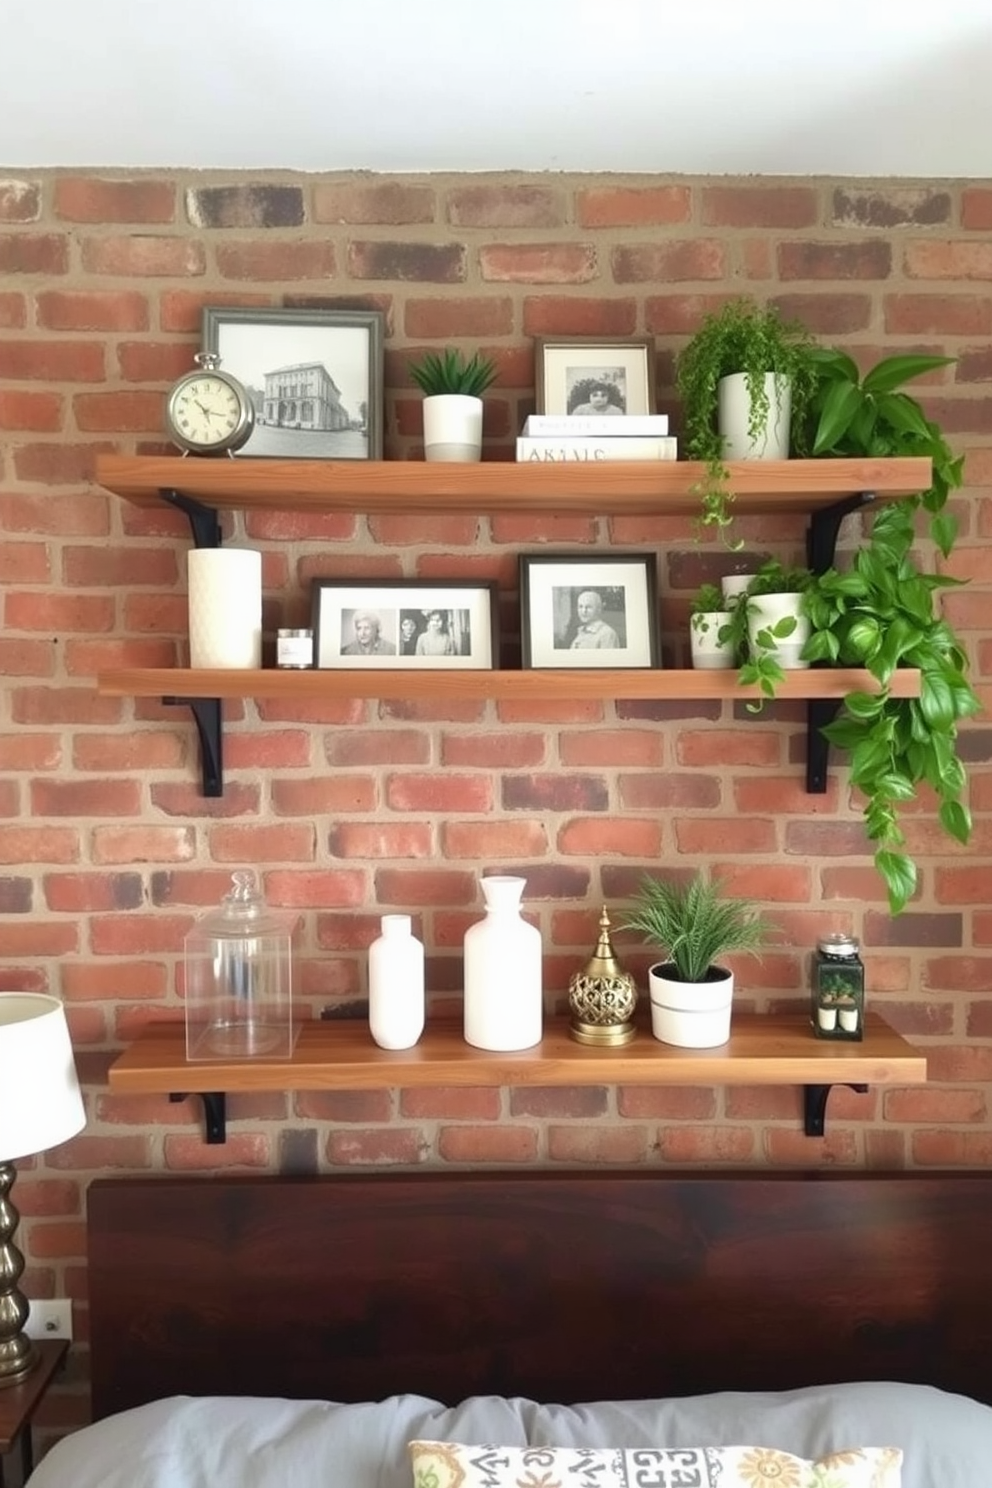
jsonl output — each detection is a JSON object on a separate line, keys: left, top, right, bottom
{"left": 422, "top": 393, "right": 483, "bottom": 462}
{"left": 690, "top": 610, "right": 735, "bottom": 670}
{"left": 718, "top": 371, "right": 791, "bottom": 461}
{"left": 720, "top": 574, "right": 755, "bottom": 609}
{"left": 838, "top": 1006, "right": 860, "bottom": 1034}
{"left": 648, "top": 963, "right": 733, "bottom": 1048}
{"left": 746, "top": 591, "right": 811, "bottom": 670}
{"left": 817, "top": 1006, "right": 838, "bottom": 1032}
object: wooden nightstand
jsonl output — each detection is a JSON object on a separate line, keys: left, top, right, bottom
{"left": 0, "top": 1340, "right": 69, "bottom": 1487}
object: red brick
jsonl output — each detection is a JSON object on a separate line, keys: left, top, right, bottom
{"left": 677, "top": 729, "right": 782, "bottom": 767}
{"left": 0, "top": 733, "right": 61, "bottom": 770}
{"left": 73, "top": 391, "right": 163, "bottom": 432}
{"left": 6, "top": 592, "right": 114, "bottom": 633}
{"left": 770, "top": 293, "right": 872, "bottom": 334}
{"left": 400, "top": 1087, "right": 501, "bottom": 1119}
{"left": 522, "top": 296, "right": 637, "bottom": 337}
{"left": 216, "top": 241, "right": 336, "bottom": 280}
{"left": 447, "top": 186, "right": 564, "bottom": 228}
{"left": 442, "top": 821, "right": 548, "bottom": 858}
{"left": 578, "top": 186, "right": 691, "bottom": 228}
{"left": 884, "top": 294, "right": 992, "bottom": 336}
{"left": 328, "top": 823, "right": 433, "bottom": 858}
{"left": 675, "top": 817, "right": 777, "bottom": 854}
{"left": 314, "top": 181, "right": 436, "bottom": 225}
{"left": 0, "top": 391, "right": 64, "bottom": 431}
{"left": 91, "top": 826, "right": 195, "bottom": 862}
{"left": 0, "top": 827, "right": 79, "bottom": 864}
{"left": 0, "top": 180, "right": 41, "bottom": 221}
{"left": 560, "top": 730, "right": 665, "bottom": 767}
{"left": 962, "top": 188, "right": 992, "bottom": 230}
{"left": 0, "top": 341, "right": 105, "bottom": 381}
{"left": 904, "top": 240, "right": 992, "bottom": 279}
{"left": 0, "top": 291, "right": 26, "bottom": 327}
{"left": 558, "top": 818, "right": 662, "bottom": 857}
{"left": 328, "top": 1129, "right": 425, "bottom": 1166}
{"left": 657, "top": 1126, "right": 756, "bottom": 1163}
{"left": 884, "top": 1088, "right": 986, "bottom": 1123}
{"left": 36, "top": 290, "right": 150, "bottom": 330}
{"left": 437, "top": 1125, "right": 538, "bottom": 1163}
{"left": 54, "top": 178, "right": 175, "bottom": 222}
{"left": 0, "top": 637, "right": 54, "bottom": 675}
{"left": 480, "top": 245, "right": 598, "bottom": 284}
{"left": 12, "top": 444, "right": 109, "bottom": 485}
{"left": 441, "top": 732, "right": 546, "bottom": 768}
{"left": 613, "top": 241, "right": 726, "bottom": 282}
{"left": 0, "top": 235, "right": 68, "bottom": 274}
{"left": 778, "top": 240, "right": 892, "bottom": 279}
{"left": 117, "top": 340, "right": 199, "bottom": 381}
{"left": 702, "top": 186, "right": 818, "bottom": 228}
{"left": 43, "top": 873, "right": 143, "bottom": 913}
{"left": 325, "top": 729, "right": 429, "bottom": 767}
{"left": 206, "top": 823, "right": 318, "bottom": 861}
{"left": 348, "top": 241, "right": 462, "bottom": 282}
{"left": 83, "top": 235, "right": 205, "bottom": 276}
{"left": 386, "top": 773, "right": 492, "bottom": 812}
{"left": 269, "top": 778, "right": 375, "bottom": 815}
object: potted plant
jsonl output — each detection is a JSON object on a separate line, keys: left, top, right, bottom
{"left": 798, "top": 349, "right": 980, "bottom": 914}
{"left": 675, "top": 298, "right": 819, "bottom": 543}
{"left": 619, "top": 870, "right": 776, "bottom": 1048}
{"left": 408, "top": 348, "right": 498, "bottom": 463}
{"left": 688, "top": 582, "right": 736, "bottom": 670}
{"left": 740, "top": 559, "right": 815, "bottom": 681}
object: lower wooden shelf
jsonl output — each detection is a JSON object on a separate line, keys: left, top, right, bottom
{"left": 108, "top": 1013, "right": 925, "bottom": 1143}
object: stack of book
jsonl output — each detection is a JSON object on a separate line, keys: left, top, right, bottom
{"left": 515, "top": 413, "right": 676, "bottom": 463}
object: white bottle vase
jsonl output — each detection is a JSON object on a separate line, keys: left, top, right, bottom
{"left": 463, "top": 876, "right": 543, "bottom": 1051}
{"left": 368, "top": 914, "right": 425, "bottom": 1050}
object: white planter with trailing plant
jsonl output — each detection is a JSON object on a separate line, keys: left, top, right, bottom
{"left": 718, "top": 371, "right": 792, "bottom": 460}
{"left": 689, "top": 584, "right": 735, "bottom": 670}
{"left": 746, "top": 591, "right": 811, "bottom": 671}
{"left": 619, "top": 870, "right": 775, "bottom": 1050}
{"left": 409, "top": 349, "right": 498, "bottom": 463}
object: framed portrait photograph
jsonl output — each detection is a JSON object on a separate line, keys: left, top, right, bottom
{"left": 534, "top": 337, "right": 656, "bottom": 417}
{"left": 519, "top": 553, "right": 660, "bottom": 669}
{"left": 202, "top": 306, "right": 384, "bottom": 460}
{"left": 311, "top": 579, "right": 499, "bottom": 670}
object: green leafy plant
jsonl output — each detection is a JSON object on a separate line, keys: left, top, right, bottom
{"left": 619, "top": 870, "right": 775, "bottom": 984}
{"left": 797, "top": 350, "right": 979, "bottom": 914}
{"left": 675, "top": 298, "right": 820, "bottom": 544}
{"left": 734, "top": 560, "right": 815, "bottom": 702}
{"left": 408, "top": 348, "right": 498, "bottom": 398}
{"left": 690, "top": 581, "right": 726, "bottom": 617}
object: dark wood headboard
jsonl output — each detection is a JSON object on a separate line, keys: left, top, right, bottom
{"left": 87, "top": 1171, "right": 992, "bottom": 1420}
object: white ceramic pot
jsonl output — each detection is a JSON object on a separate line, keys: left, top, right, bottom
{"left": 746, "top": 591, "right": 811, "bottom": 670}
{"left": 839, "top": 1006, "right": 860, "bottom": 1034}
{"left": 422, "top": 393, "right": 483, "bottom": 462}
{"left": 817, "top": 1006, "right": 838, "bottom": 1032}
{"left": 717, "top": 371, "right": 791, "bottom": 461}
{"left": 647, "top": 963, "right": 733, "bottom": 1048}
{"left": 690, "top": 610, "right": 735, "bottom": 670}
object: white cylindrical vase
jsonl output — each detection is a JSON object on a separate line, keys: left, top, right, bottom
{"left": 422, "top": 394, "right": 483, "bottom": 462}
{"left": 463, "top": 875, "right": 543, "bottom": 1051}
{"left": 717, "top": 372, "right": 791, "bottom": 461}
{"left": 187, "top": 548, "right": 262, "bottom": 670}
{"left": 368, "top": 914, "right": 425, "bottom": 1051}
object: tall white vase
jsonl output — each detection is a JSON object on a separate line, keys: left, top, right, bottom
{"left": 187, "top": 548, "right": 262, "bottom": 669}
{"left": 368, "top": 914, "right": 425, "bottom": 1050}
{"left": 717, "top": 372, "right": 791, "bottom": 460}
{"left": 422, "top": 394, "right": 483, "bottom": 462}
{"left": 463, "top": 875, "right": 543, "bottom": 1050}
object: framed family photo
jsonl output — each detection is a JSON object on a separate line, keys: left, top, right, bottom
{"left": 202, "top": 306, "right": 384, "bottom": 460}
{"left": 534, "top": 337, "right": 656, "bottom": 417}
{"left": 311, "top": 579, "right": 499, "bottom": 670}
{"left": 519, "top": 554, "right": 660, "bottom": 669}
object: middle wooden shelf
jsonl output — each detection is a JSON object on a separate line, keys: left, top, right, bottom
{"left": 97, "top": 666, "right": 923, "bottom": 703}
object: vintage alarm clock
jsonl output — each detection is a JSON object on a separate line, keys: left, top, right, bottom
{"left": 165, "top": 351, "right": 254, "bottom": 456}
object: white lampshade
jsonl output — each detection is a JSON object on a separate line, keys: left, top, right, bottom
{"left": 0, "top": 994, "right": 85, "bottom": 1162}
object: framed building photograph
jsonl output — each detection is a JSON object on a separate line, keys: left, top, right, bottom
{"left": 312, "top": 579, "right": 499, "bottom": 670}
{"left": 202, "top": 306, "right": 384, "bottom": 460}
{"left": 534, "top": 337, "right": 656, "bottom": 417}
{"left": 519, "top": 553, "right": 660, "bottom": 669}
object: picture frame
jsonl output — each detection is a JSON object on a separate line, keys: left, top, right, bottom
{"left": 533, "top": 337, "right": 656, "bottom": 417}
{"left": 202, "top": 306, "right": 384, "bottom": 460}
{"left": 519, "top": 554, "right": 660, "bottom": 669}
{"left": 311, "top": 579, "right": 499, "bottom": 670}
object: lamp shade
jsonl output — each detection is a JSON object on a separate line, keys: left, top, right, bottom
{"left": 0, "top": 994, "right": 85, "bottom": 1162}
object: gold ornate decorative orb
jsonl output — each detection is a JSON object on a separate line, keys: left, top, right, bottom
{"left": 568, "top": 907, "right": 638, "bottom": 1045}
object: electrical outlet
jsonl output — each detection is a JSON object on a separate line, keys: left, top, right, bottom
{"left": 25, "top": 1298, "right": 73, "bottom": 1341}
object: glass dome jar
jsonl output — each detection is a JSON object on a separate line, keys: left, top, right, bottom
{"left": 184, "top": 871, "right": 297, "bottom": 1060}
{"left": 811, "top": 932, "right": 864, "bottom": 1041}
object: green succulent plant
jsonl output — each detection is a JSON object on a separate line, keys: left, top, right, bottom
{"left": 408, "top": 348, "right": 498, "bottom": 398}
{"left": 619, "top": 870, "right": 775, "bottom": 984}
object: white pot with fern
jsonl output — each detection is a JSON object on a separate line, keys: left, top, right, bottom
{"left": 409, "top": 349, "right": 498, "bottom": 462}
{"left": 619, "top": 871, "right": 775, "bottom": 1048}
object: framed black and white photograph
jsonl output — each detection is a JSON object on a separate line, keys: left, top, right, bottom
{"left": 202, "top": 307, "right": 384, "bottom": 460}
{"left": 534, "top": 337, "right": 656, "bottom": 417}
{"left": 311, "top": 579, "right": 499, "bottom": 670}
{"left": 519, "top": 554, "right": 660, "bottom": 669}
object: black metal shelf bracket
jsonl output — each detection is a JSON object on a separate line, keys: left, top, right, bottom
{"left": 162, "top": 695, "right": 223, "bottom": 796}
{"left": 158, "top": 487, "right": 226, "bottom": 795}
{"left": 160, "top": 487, "right": 223, "bottom": 549}
{"left": 803, "top": 1082, "right": 868, "bottom": 1137}
{"left": 169, "top": 1091, "right": 227, "bottom": 1144}
{"left": 804, "top": 490, "right": 877, "bottom": 795}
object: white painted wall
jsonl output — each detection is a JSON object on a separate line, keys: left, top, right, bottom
{"left": 4, "top": 0, "right": 991, "bottom": 176}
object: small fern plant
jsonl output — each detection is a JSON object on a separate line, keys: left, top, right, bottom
{"left": 409, "top": 349, "right": 498, "bottom": 398}
{"left": 619, "top": 871, "right": 775, "bottom": 983}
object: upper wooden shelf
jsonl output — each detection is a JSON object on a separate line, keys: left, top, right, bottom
{"left": 96, "top": 666, "right": 923, "bottom": 703}
{"left": 94, "top": 455, "right": 932, "bottom": 517}
{"left": 108, "top": 1012, "right": 925, "bottom": 1096}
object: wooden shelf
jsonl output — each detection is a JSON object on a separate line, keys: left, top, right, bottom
{"left": 97, "top": 666, "right": 923, "bottom": 703}
{"left": 95, "top": 454, "right": 930, "bottom": 515}
{"left": 109, "top": 1012, "right": 923, "bottom": 1093}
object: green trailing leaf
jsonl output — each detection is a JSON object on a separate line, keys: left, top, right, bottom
{"left": 875, "top": 850, "right": 917, "bottom": 916}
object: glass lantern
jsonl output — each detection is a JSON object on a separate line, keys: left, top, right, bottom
{"left": 184, "top": 871, "right": 297, "bottom": 1060}
{"left": 811, "top": 932, "right": 864, "bottom": 1041}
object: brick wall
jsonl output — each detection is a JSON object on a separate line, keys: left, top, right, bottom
{"left": 0, "top": 169, "right": 990, "bottom": 1434}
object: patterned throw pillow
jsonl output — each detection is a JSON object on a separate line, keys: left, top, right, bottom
{"left": 408, "top": 1439, "right": 903, "bottom": 1488}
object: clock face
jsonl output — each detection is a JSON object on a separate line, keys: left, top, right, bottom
{"left": 166, "top": 371, "right": 254, "bottom": 454}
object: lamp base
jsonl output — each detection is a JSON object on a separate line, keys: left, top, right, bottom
{"left": 0, "top": 1159, "right": 40, "bottom": 1389}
